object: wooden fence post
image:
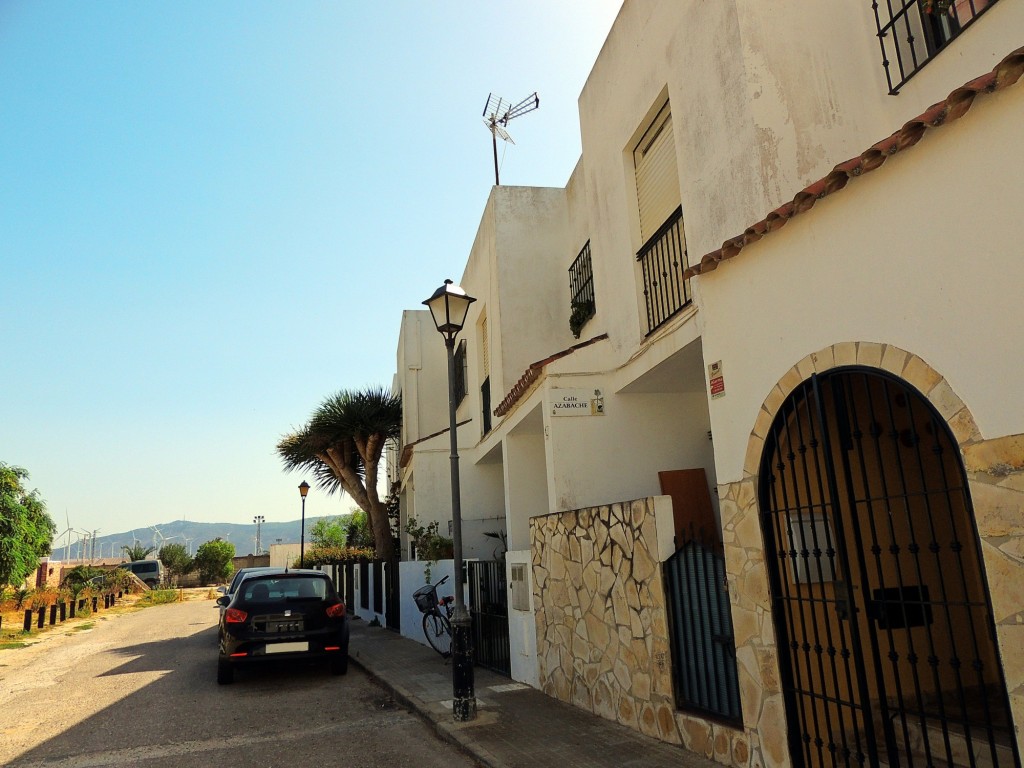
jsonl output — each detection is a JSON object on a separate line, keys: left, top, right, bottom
{"left": 60, "top": 602, "right": 66, "bottom": 622}
{"left": 49, "top": 604, "right": 57, "bottom": 625}
{"left": 24, "top": 610, "right": 32, "bottom": 632}
{"left": 37, "top": 607, "right": 45, "bottom": 628}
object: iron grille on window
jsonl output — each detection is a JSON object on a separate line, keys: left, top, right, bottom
{"left": 872, "top": 0, "right": 997, "bottom": 93}
{"left": 637, "top": 206, "right": 689, "bottom": 335}
{"left": 568, "top": 240, "right": 595, "bottom": 339}
{"left": 481, "top": 376, "right": 492, "bottom": 435}
{"left": 453, "top": 340, "right": 467, "bottom": 405}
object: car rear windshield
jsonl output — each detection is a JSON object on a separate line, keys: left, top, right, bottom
{"left": 241, "top": 577, "right": 330, "bottom": 602}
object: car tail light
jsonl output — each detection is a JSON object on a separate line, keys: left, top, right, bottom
{"left": 225, "top": 608, "right": 248, "bottom": 624}
{"left": 326, "top": 602, "right": 346, "bottom": 618}
{"left": 324, "top": 646, "right": 341, "bottom": 651}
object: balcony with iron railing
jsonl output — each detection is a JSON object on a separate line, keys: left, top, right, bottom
{"left": 637, "top": 206, "right": 689, "bottom": 335}
{"left": 873, "top": 0, "right": 997, "bottom": 93}
{"left": 568, "top": 240, "right": 595, "bottom": 339}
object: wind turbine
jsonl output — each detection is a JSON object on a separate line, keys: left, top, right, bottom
{"left": 151, "top": 526, "right": 166, "bottom": 555}
{"left": 56, "top": 510, "right": 75, "bottom": 561}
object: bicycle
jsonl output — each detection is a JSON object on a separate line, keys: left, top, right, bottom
{"left": 413, "top": 574, "right": 454, "bottom": 658}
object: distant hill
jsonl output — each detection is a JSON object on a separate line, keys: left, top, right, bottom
{"left": 51, "top": 516, "right": 342, "bottom": 561}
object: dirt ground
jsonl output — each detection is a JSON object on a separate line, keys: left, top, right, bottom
{"left": 0, "top": 587, "right": 216, "bottom": 648}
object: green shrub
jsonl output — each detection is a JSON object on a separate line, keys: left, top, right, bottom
{"left": 12, "top": 587, "right": 31, "bottom": 609}
{"left": 294, "top": 545, "right": 375, "bottom": 568}
{"left": 138, "top": 588, "right": 180, "bottom": 606}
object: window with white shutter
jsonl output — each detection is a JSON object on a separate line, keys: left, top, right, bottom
{"left": 633, "top": 103, "right": 680, "bottom": 246}
{"left": 634, "top": 101, "right": 690, "bottom": 334}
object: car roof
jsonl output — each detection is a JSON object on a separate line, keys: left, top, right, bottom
{"left": 229, "top": 566, "right": 284, "bottom": 589}
{"left": 246, "top": 569, "right": 327, "bottom": 580}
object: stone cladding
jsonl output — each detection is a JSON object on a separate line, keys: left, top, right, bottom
{"left": 531, "top": 498, "right": 751, "bottom": 766}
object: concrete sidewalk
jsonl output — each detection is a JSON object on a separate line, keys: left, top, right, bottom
{"left": 348, "top": 617, "right": 718, "bottom": 768}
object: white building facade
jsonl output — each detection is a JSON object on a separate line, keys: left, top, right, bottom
{"left": 392, "top": 2, "right": 1024, "bottom": 766}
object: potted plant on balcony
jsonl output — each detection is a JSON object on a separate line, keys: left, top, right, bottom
{"left": 569, "top": 300, "right": 595, "bottom": 339}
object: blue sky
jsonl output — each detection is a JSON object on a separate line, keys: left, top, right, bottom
{"left": 0, "top": 2, "right": 621, "bottom": 538}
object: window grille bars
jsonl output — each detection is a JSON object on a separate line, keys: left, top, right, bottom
{"left": 568, "top": 240, "right": 596, "bottom": 338}
{"left": 872, "top": 0, "right": 996, "bottom": 93}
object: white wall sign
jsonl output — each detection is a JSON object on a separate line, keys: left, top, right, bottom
{"left": 551, "top": 388, "right": 604, "bottom": 416}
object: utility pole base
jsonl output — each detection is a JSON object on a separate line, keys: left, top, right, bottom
{"left": 453, "top": 695, "right": 477, "bottom": 722}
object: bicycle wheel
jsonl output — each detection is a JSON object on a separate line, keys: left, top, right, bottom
{"left": 422, "top": 612, "right": 452, "bottom": 657}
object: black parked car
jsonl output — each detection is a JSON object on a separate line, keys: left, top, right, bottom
{"left": 216, "top": 570, "right": 349, "bottom": 684}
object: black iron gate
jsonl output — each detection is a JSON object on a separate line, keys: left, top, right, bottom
{"left": 468, "top": 560, "right": 509, "bottom": 675}
{"left": 758, "top": 368, "right": 1018, "bottom": 768}
{"left": 385, "top": 555, "right": 400, "bottom": 631}
{"left": 663, "top": 529, "right": 742, "bottom": 724}
{"left": 344, "top": 562, "right": 355, "bottom": 608}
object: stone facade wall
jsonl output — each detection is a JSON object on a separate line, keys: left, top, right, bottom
{"left": 962, "top": 434, "right": 1024, "bottom": 733}
{"left": 531, "top": 498, "right": 750, "bottom": 766}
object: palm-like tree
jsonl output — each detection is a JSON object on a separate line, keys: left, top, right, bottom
{"left": 277, "top": 387, "right": 401, "bottom": 562}
{"left": 122, "top": 543, "right": 156, "bottom": 561}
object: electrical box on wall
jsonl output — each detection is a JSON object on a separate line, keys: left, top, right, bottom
{"left": 510, "top": 564, "right": 530, "bottom": 611}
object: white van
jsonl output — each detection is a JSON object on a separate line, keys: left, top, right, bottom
{"left": 118, "top": 559, "right": 164, "bottom": 587}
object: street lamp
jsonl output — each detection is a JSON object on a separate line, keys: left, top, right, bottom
{"left": 423, "top": 278, "right": 477, "bottom": 722}
{"left": 298, "top": 481, "right": 310, "bottom": 568}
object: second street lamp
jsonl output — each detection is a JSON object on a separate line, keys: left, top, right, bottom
{"left": 298, "top": 481, "right": 310, "bottom": 568}
{"left": 423, "top": 278, "right": 477, "bottom": 722}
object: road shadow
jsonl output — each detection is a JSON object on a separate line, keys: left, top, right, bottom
{"left": 4, "top": 602, "right": 375, "bottom": 768}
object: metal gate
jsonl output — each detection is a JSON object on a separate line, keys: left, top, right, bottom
{"left": 468, "top": 560, "right": 509, "bottom": 675}
{"left": 758, "top": 368, "right": 1018, "bottom": 768}
{"left": 663, "top": 529, "right": 742, "bottom": 724}
{"left": 385, "top": 555, "right": 400, "bottom": 632}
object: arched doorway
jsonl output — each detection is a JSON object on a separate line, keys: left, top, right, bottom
{"left": 758, "top": 367, "right": 1019, "bottom": 768}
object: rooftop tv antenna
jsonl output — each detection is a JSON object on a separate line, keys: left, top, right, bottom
{"left": 482, "top": 91, "right": 540, "bottom": 185}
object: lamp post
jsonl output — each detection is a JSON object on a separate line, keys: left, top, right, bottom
{"left": 423, "top": 278, "right": 477, "bottom": 722}
{"left": 298, "top": 481, "right": 310, "bottom": 568}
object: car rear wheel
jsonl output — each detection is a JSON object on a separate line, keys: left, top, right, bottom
{"left": 329, "top": 654, "right": 348, "bottom": 676}
{"left": 217, "top": 656, "right": 234, "bottom": 685}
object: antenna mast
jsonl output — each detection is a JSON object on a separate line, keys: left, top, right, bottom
{"left": 482, "top": 91, "right": 540, "bottom": 185}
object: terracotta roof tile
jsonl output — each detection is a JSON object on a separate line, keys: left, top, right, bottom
{"left": 398, "top": 418, "right": 472, "bottom": 468}
{"left": 693, "top": 46, "right": 1024, "bottom": 276}
{"left": 494, "top": 333, "right": 609, "bottom": 418}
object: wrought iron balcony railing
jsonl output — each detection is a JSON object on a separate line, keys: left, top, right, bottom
{"left": 872, "top": 0, "right": 997, "bottom": 94}
{"left": 637, "top": 206, "right": 689, "bottom": 335}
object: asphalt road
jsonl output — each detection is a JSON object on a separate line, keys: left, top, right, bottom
{"left": 0, "top": 595, "right": 481, "bottom": 768}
